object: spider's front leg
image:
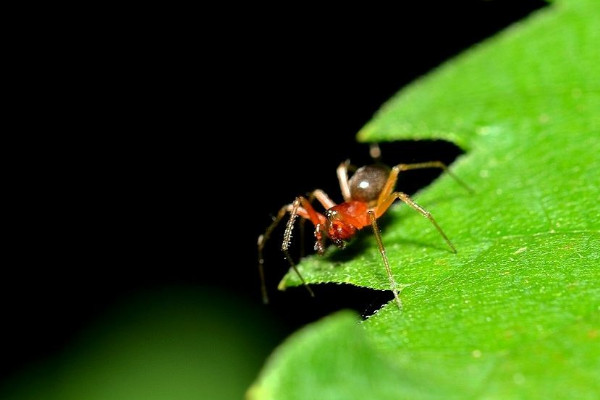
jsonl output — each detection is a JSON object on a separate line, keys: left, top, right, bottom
{"left": 258, "top": 190, "right": 335, "bottom": 303}
{"left": 301, "top": 189, "right": 336, "bottom": 256}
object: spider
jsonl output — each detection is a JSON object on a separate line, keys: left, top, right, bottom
{"left": 257, "top": 145, "right": 470, "bottom": 309}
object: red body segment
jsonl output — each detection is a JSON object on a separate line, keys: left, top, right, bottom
{"left": 326, "top": 201, "right": 370, "bottom": 242}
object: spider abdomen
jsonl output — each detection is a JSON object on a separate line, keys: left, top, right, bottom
{"left": 348, "top": 164, "right": 391, "bottom": 204}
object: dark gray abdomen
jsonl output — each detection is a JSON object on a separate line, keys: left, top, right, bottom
{"left": 348, "top": 164, "right": 391, "bottom": 203}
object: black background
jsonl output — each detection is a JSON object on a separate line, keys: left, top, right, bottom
{"left": 1, "top": 0, "right": 548, "bottom": 387}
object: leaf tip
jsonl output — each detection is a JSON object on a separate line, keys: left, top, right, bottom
{"left": 356, "top": 123, "right": 376, "bottom": 142}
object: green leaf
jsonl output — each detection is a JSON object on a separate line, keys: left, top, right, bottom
{"left": 248, "top": 311, "right": 463, "bottom": 400}
{"left": 251, "top": 0, "right": 600, "bottom": 399}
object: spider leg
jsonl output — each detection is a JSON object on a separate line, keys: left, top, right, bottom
{"left": 258, "top": 204, "right": 294, "bottom": 303}
{"left": 375, "top": 191, "right": 456, "bottom": 253}
{"left": 371, "top": 160, "right": 469, "bottom": 253}
{"left": 336, "top": 160, "right": 352, "bottom": 202}
{"left": 378, "top": 162, "right": 472, "bottom": 205}
{"left": 369, "top": 143, "right": 382, "bottom": 162}
{"left": 369, "top": 189, "right": 455, "bottom": 309}
{"left": 300, "top": 190, "right": 336, "bottom": 257}
{"left": 258, "top": 193, "right": 332, "bottom": 303}
{"left": 368, "top": 210, "right": 403, "bottom": 309}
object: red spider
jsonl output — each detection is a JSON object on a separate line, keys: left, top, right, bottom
{"left": 258, "top": 147, "right": 470, "bottom": 308}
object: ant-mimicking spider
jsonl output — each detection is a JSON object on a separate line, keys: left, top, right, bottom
{"left": 258, "top": 144, "right": 470, "bottom": 309}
